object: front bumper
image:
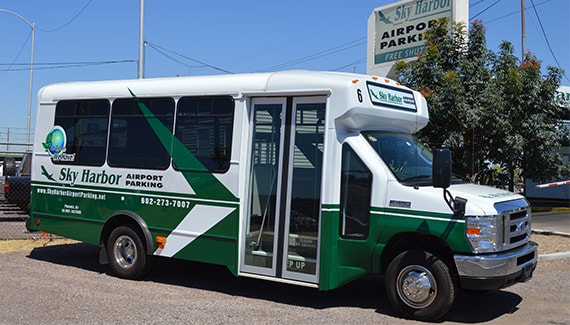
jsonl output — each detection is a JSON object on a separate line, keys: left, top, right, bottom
{"left": 454, "top": 241, "right": 538, "bottom": 290}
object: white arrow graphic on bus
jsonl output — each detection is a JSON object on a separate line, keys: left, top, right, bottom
{"left": 154, "top": 204, "right": 236, "bottom": 257}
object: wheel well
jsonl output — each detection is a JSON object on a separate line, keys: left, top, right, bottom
{"left": 99, "top": 212, "right": 154, "bottom": 264}
{"left": 380, "top": 233, "right": 458, "bottom": 279}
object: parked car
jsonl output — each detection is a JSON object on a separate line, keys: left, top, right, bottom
{"left": 3, "top": 153, "right": 31, "bottom": 212}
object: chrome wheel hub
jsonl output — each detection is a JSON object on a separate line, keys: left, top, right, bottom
{"left": 113, "top": 235, "right": 137, "bottom": 269}
{"left": 397, "top": 265, "right": 437, "bottom": 308}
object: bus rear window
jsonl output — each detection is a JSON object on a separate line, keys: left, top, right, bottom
{"left": 53, "top": 100, "right": 110, "bottom": 166}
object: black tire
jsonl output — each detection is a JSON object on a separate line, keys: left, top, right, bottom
{"left": 3, "top": 157, "right": 16, "bottom": 176}
{"left": 106, "top": 226, "right": 153, "bottom": 279}
{"left": 385, "top": 249, "right": 455, "bottom": 321}
{"left": 25, "top": 216, "right": 35, "bottom": 232}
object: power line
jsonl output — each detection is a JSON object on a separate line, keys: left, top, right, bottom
{"left": 469, "top": 0, "right": 488, "bottom": 8}
{"left": 144, "top": 43, "right": 208, "bottom": 71}
{"left": 332, "top": 57, "right": 366, "bottom": 72}
{"left": 482, "top": 0, "right": 551, "bottom": 24}
{"left": 466, "top": 0, "right": 566, "bottom": 82}
{"left": 36, "top": 0, "right": 94, "bottom": 32}
{"left": 259, "top": 37, "right": 366, "bottom": 72}
{"left": 529, "top": 0, "right": 569, "bottom": 83}
{"left": 0, "top": 60, "right": 138, "bottom": 66}
{"left": 470, "top": 0, "right": 503, "bottom": 20}
{"left": 145, "top": 41, "right": 234, "bottom": 74}
{"left": 0, "top": 0, "right": 96, "bottom": 75}
{"left": 0, "top": 59, "right": 136, "bottom": 72}
{"left": 0, "top": 29, "right": 31, "bottom": 77}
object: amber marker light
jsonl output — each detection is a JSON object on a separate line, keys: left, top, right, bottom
{"left": 466, "top": 228, "right": 481, "bottom": 236}
{"left": 352, "top": 79, "right": 360, "bottom": 84}
{"left": 156, "top": 236, "right": 167, "bottom": 249}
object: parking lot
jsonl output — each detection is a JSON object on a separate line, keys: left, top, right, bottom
{"left": 0, "top": 240, "right": 567, "bottom": 324}
{"left": 0, "top": 201, "right": 568, "bottom": 323}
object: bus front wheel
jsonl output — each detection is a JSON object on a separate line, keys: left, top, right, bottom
{"left": 385, "top": 249, "right": 455, "bottom": 321}
{"left": 106, "top": 226, "right": 152, "bottom": 279}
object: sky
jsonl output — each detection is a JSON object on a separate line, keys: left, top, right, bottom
{"left": 0, "top": 0, "right": 569, "bottom": 145}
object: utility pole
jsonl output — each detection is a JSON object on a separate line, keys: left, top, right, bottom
{"left": 138, "top": 0, "right": 145, "bottom": 79}
{"left": 521, "top": 0, "right": 526, "bottom": 60}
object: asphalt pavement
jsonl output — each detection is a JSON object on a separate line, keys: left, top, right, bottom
{"left": 532, "top": 209, "right": 570, "bottom": 236}
{"left": 532, "top": 208, "right": 570, "bottom": 262}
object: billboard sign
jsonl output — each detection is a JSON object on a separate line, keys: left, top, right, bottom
{"left": 367, "top": 0, "right": 468, "bottom": 77}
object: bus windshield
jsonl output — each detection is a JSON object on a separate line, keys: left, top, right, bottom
{"left": 363, "top": 131, "right": 435, "bottom": 186}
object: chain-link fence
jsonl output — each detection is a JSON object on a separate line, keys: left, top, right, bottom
{"left": 0, "top": 152, "right": 36, "bottom": 239}
{"left": 0, "top": 195, "right": 39, "bottom": 240}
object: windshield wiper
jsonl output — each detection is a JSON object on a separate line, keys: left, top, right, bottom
{"left": 401, "top": 175, "right": 431, "bottom": 183}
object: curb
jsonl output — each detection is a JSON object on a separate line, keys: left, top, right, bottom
{"left": 531, "top": 207, "right": 570, "bottom": 213}
{"left": 539, "top": 251, "right": 570, "bottom": 261}
{"left": 532, "top": 229, "right": 570, "bottom": 260}
{"left": 532, "top": 229, "right": 570, "bottom": 238}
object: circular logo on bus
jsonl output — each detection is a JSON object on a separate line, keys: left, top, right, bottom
{"left": 42, "top": 126, "right": 67, "bottom": 157}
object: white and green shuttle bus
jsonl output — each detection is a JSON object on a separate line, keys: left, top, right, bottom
{"left": 29, "top": 71, "right": 537, "bottom": 320}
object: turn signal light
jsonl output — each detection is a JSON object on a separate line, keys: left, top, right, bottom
{"left": 156, "top": 236, "right": 167, "bottom": 249}
{"left": 466, "top": 228, "right": 481, "bottom": 236}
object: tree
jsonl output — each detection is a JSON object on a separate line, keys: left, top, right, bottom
{"left": 486, "top": 44, "right": 568, "bottom": 191}
{"left": 396, "top": 19, "right": 568, "bottom": 191}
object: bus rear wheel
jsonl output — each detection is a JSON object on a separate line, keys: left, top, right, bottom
{"left": 106, "top": 226, "right": 152, "bottom": 279}
{"left": 385, "top": 249, "right": 455, "bottom": 321}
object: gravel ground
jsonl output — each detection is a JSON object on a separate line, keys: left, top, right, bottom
{"left": 531, "top": 232, "right": 570, "bottom": 255}
{"left": 0, "top": 239, "right": 568, "bottom": 324}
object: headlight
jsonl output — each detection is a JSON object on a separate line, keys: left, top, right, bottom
{"left": 466, "top": 215, "right": 503, "bottom": 253}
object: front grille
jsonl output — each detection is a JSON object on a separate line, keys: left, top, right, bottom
{"left": 508, "top": 210, "right": 530, "bottom": 244}
{"left": 497, "top": 200, "right": 531, "bottom": 251}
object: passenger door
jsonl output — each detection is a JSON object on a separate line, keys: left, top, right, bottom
{"left": 241, "top": 97, "right": 326, "bottom": 284}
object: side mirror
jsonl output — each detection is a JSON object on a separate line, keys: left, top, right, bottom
{"left": 432, "top": 146, "right": 452, "bottom": 189}
{"left": 432, "top": 146, "right": 468, "bottom": 216}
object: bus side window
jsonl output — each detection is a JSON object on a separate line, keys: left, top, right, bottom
{"left": 174, "top": 96, "right": 234, "bottom": 173}
{"left": 108, "top": 97, "right": 174, "bottom": 170}
{"left": 339, "top": 144, "right": 372, "bottom": 239}
{"left": 53, "top": 100, "right": 110, "bottom": 166}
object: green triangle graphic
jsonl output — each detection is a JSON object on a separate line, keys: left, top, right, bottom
{"left": 129, "top": 88, "right": 237, "bottom": 202}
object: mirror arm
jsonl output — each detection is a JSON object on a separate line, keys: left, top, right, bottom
{"left": 443, "top": 189, "right": 467, "bottom": 217}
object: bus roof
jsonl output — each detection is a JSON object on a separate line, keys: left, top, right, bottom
{"left": 38, "top": 70, "right": 428, "bottom": 133}
{"left": 39, "top": 70, "right": 398, "bottom": 99}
